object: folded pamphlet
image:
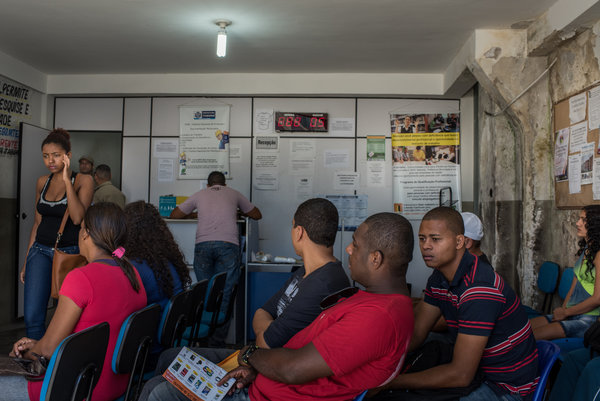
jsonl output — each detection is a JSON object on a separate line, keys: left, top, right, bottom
{"left": 163, "top": 347, "right": 236, "bottom": 401}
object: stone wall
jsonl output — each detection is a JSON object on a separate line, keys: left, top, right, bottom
{"left": 473, "top": 21, "right": 600, "bottom": 307}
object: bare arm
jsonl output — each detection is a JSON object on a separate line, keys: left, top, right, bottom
{"left": 11, "top": 295, "right": 82, "bottom": 359}
{"left": 62, "top": 156, "right": 93, "bottom": 225}
{"left": 409, "top": 300, "right": 442, "bottom": 352}
{"left": 169, "top": 206, "right": 193, "bottom": 219}
{"left": 385, "top": 333, "right": 487, "bottom": 390}
{"left": 246, "top": 342, "right": 332, "bottom": 384}
{"left": 555, "top": 254, "right": 600, "bottom": 319}
{"left": 242, "top": 207, "right": 262, "bottom": 220}
{"left": 252, "top": 308, "right": 274, "bottom": 349}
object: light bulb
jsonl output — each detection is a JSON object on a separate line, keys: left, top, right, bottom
{"left": 217, "top": 28, "right": 227, "bottom": 57}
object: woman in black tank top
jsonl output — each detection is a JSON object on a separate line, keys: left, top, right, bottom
{"left": 21, "top": 128, "right": 94, "bottom": 340}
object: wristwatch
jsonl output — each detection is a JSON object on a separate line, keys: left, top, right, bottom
{"left": 241, "top": 344, "right": 259, "bottom": 366}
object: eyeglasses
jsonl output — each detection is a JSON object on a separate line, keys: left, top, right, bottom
{"left": 320, "top": 286, "right": 359, "bottom": 310}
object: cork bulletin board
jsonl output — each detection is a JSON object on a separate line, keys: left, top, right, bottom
{"left": 554, "top": 83, "right": 600, "bottom": 208}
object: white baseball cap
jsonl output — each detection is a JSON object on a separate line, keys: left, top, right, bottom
{"left": 461, "top": 212, "right": 484, "bottom": 241}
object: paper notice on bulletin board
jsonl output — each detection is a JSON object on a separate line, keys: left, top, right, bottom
{"left": 178, "top": 104, "right": 230, "bottom": 179}
{"left": 334, "top": 171, "right": 360, "bottom": 190}
{"left": 569, "top": 154, "right": 582, "bottom": 194}
{"left": 253, "top": 152, "right": 279, "bottom": 190}
{"left": 570, "top": 92, "right": 587, "bottom": 124}
{"left": 367, "top": 161, "right": 385, "bottom": 187}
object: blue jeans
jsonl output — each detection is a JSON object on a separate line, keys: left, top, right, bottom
{"left": 548, "top": 347, "right": 600, "bottom": 401}
{"left": 194, "top": 241, "right": 240, "bottom": 315}
{"left": 459, "top": 383, "right": 523, "bottom": 401}
{"left": 24, "top": 241, "right": 79, "bottom": 340}
{"left": 0, "top": 376, "right": 29, "bottom": 401}
{"left": 140, "top": 347, "right": 250, "bottom": 401}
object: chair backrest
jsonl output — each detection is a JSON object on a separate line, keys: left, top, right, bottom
{"left": 158, "top": 289, "right": 191, "bottom": 348}
{"left": 217, "top": 283, "right": 238, "bottom": 327}
{"left": 111, "top": 303, "right": 162, "bottom": 401}
{"left": 532, "top": 340, "right": 561, "bottom": 401}
{"left": 187, "top": 279, "right": 209, "bottom": 344}
{"left": 537, "top": 262, "right": 559, "bottom": 293}
{"left": 558, "top": 267, "right": 575, "bottom": 300}
{"left": 203, "top": 272, "right": 227, "bottom": 338}
{"left": 40, "top": 322, "right": 110, "bottom": 401}
{"left": 112, "top": 303, "right": 162, "bottom": 374}
{"left": 204, "top": 272, "right": 227, "bottom": 313}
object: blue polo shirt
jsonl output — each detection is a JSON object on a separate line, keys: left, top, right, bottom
{"left": 424, "top": 251, "right": 539, "bottom": 399}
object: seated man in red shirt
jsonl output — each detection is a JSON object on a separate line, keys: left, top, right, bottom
{"left": 142, "top": 212, "right": 415, "bottom": 401}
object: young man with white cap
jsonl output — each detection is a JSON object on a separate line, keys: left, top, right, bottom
{"left": 461, "top": 212, "right": 491, "bottom": 266}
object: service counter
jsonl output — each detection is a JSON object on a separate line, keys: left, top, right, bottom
{"left": 245, "top": 262, "right": 303, "bottom": 343}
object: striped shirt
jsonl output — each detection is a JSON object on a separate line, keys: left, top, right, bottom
{"left": 424, "top": 251, "right": 539, "bottom": 399}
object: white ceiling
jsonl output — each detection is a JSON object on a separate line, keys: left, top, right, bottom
{"left": 0, "top": 0, "right": 558, "bottom": 75}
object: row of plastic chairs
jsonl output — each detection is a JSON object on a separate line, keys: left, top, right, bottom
{"left": 524, "top": 262, "right": 575, "bottom": 317}
{"left": 38, "top": 271, "right": 235, "bottom": 401}
{"left": 39, "top": 302, "right": 162, "bottom": 401}
{"left": 522, "top": 262, "right": 584, "bottom": 359}
{"left": 523, "top": 261, "right": 562, "bottom": 317}
{"left": 163, "top": 271, "right": 235, "bottom": 348}
{"left": 42, "top": 319, "right": 561, "bottom": 401}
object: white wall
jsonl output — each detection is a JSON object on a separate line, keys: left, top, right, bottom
{"left": 52, "top": 94, "right": 472, "bottom": 296}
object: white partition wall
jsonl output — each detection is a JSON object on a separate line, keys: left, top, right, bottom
{"left": 53, "top": 95, "right": 470, "bottom": 295}
{"left": 122, "top": 137, "right": 151, "bottom": 203}
{"left": 55, "top": 98, "right": 124, "bottom": 131}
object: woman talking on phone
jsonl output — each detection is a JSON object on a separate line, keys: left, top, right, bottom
{"left": 21, "top": 128, "right": 94, "bottom": 340}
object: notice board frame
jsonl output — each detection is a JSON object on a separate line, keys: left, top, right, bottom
{"left": 554, "top": 82, "right": 600, "bottom": 209}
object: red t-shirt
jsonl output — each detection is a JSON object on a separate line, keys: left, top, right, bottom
{"left": 28, "top": 262, "right": 147, "bottom": 401}
{"left": 249, "top": 290, "right": 414, "bottom": 401}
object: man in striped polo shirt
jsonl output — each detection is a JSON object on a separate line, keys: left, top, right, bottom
{"left": 382, "top": 206, "right": 539, "bottom": 401}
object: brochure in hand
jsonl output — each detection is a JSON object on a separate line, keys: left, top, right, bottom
{"left": 162, "top": 347, "right": 237, "bottom": 401}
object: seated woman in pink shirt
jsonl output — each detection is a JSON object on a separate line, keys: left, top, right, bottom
{"left": 1, "top": 202, "right": 147, "bottom": 401}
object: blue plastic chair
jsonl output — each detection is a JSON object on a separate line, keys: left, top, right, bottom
{"left": 557, "top": 267, "right": 574, "bottom": 299}
{"left": 184, "top": 279, "right": 208, "bottom": 346}
{"left": 523, "top": 262, "right": 559, "bottom": 318}
{"left": 157, "top": 288, "right": 191, "bottom": 348}
{"left": 111, "top": 304, "right": 162, "bottom": 401}
{"left": 181, "top": 272, "right": 227, "bottom": 345}
{"left": 532, "top": 340, "right": 561, "bottom": 401}
{"left": 39, "top": 322, "right": 110, "bottom": 401}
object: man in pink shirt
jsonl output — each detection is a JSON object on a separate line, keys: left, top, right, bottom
{"left": 170, "top": 171, "right": 261, "bottom": 342}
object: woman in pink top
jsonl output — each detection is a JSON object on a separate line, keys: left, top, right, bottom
{"left": 2, "top": 203, "right": 147, "bottom": 401}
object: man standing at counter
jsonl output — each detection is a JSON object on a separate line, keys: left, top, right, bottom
{"left": 170, "top": 171, "right": 262, "bottom": 343}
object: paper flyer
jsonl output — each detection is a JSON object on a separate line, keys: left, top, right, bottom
{"left": 178, "top": 105, "right": 231, "bottom": 179}
{"left": 390, "top": 113, "right": 460, "bottom": 218}
{"left": 163, "top": 347, "right": 235, "bottom": 401}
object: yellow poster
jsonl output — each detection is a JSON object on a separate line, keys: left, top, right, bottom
{"left": 390, "top": 113, "right": 461, "bottom": 218}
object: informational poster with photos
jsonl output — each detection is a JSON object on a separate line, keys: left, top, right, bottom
{"left": 163, "top": 347, "right": 235, "bottom": 401}
{"left": 390, "top": 113, "right": 461, "bottom": 218}
{"left": 179, "top": 105, "right": 231, "bottom": 179}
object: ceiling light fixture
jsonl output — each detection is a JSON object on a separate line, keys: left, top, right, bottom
{"left": 215, "top": 19, "right": 231, "bottom": 57}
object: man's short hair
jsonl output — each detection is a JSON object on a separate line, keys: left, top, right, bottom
{"left": 422, "top": 206, "right": 464, "bottom": 236}
{"left": 293, "top": 198, "right": 339, "bottom": 248}
{"left": 363, "top": 213, "right": 413, "bottom": 276}
{"left": 207, "top": 171, "right": 226, "bottom": 186}
{"left": 94, "top": 164, "right": 111, "bottom": 180}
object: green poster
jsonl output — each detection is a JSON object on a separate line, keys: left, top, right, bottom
{"left": 367, "top": 136, "right": 386, "bottom": 161}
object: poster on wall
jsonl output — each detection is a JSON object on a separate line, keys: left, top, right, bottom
{"left": 390, "top": 113, "right": 461, "bottom": 219}
{"left": 178, "top": 104, "right": 230, "bottom": 179}
{"left": 0, "top": 76, "right": 38, "bottom": 198}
